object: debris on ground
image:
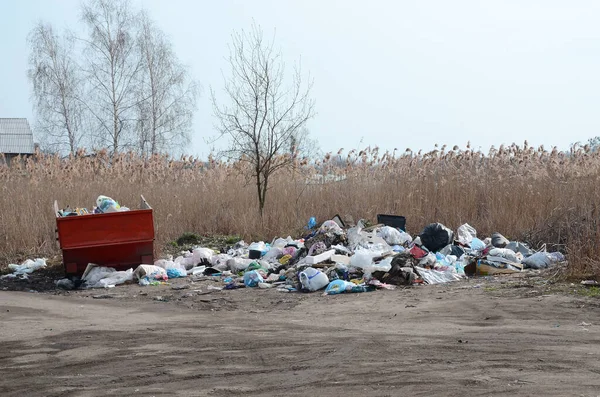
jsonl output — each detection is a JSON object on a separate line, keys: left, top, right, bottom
{"left": 2, "top": 217, "right": 570, "bottom": 295}
{"left": 1, "top": 258, "right": 47, "bottom": 280}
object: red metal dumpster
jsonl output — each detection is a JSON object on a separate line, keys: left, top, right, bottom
{"left": 55, "top": 196, "right": 155, "bottom": 277}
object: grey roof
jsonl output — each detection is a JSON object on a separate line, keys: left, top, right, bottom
{"left": 0, "top": 118, "right": 35, "bottom": 154}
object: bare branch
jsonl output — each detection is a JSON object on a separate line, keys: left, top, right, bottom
{"left": 212, "top": 22, "right": 316, "bottom": 216}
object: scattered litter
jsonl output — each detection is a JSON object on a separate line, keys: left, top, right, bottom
{"left": 6, "top": 258, "right": 47, "bottom": 276}
{"left": 457, "top": 224, "right": 477, "bottom": 245}
{"left": 299, "top": 267, "right": 329, "bottom": 291}
{"left": 92, "top": 294, "right": 114, "bottom": 299}
{"left": 2, "top": 214, "right": 569, "bottom": 301}
{"left": 56, "top": 278, "right": 75, "bottom": 290}
{"left": 83, "top": 264, "right": 134, "bottom": 288}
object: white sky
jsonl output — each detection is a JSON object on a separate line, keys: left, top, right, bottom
{"left": 2, "top": 0, "right": 600, "bottom": 158}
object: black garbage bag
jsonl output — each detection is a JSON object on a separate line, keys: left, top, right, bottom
{"left": 372, "top": 252, "right": 417, "bottom": 285}
{"left": 419, "top": 223, "right": 454, "bottom": 253}
{"left": 491, "top": 232, "right": 509, "bottom": 248}
{"left": 449, "top": 245, "right": 465, "bottom": 257}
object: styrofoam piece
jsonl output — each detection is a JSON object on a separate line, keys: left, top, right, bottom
{"left": 331, "top": 254, "right": 351, "bottom": 265}
{"left": 305, "top": 249, "right": 336, "bottom": 265}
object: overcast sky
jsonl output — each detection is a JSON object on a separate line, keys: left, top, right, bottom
{"left": 2, "top": 0, "right": 600, "bottom": 157}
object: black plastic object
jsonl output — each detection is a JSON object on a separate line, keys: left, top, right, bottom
{"left": 248, "top": 250, "right": 261, "bottom": 260}
{"left": 376, "top": 214, "right": 406, "bottom": 231}
{"left": 449, "top": 245, "right": 465, "bottom": 257}
{"left": 491, "top": 232, "right": 509, "bottom": 248}
{"left": 332, "top": 214, "right": 345, "bottom": 228}
{"left": 419, "top": 223, "right": 454, "bottom": 253}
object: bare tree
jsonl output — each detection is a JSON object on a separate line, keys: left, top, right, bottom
{"left": 28, "top": 22, "right": 85, "bottom": 155}
{"left": 135, "top": 12, "right": 198, "bottom": 157}
{"left": 80, "top": 0, "right": 142, "bottom": 156}
{"left": 212, "top": 24, "right": 315, "bottom": 216}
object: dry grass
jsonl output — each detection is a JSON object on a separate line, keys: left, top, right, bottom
{"left": 1, "top": 142, "right": 599, "bottom": 279}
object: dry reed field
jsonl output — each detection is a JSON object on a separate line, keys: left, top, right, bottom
{"left": 1, "top": 143, "right": 599, "bottom": 278}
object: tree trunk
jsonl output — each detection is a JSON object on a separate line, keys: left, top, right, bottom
{"left": 256, "top": 173, "right": 264, "bottom": 218}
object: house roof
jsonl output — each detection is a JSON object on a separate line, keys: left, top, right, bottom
{"left": 0, "top": 118, "right": 35, "bottom": 154}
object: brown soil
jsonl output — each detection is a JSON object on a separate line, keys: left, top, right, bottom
{"left": 1, "top": 272, "right": 600, "bottom": 396}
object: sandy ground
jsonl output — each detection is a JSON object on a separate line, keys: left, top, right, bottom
{"left": 1, "top": 274, "right": 600, "bottom": 397}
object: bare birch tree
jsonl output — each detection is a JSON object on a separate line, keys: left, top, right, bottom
{"left": 135, "top": 12, "right": 198, "bottom": 157}
{"left": 28, "top": 22, "right": 85, "bottom": 155}
{"left": 212, "top": 24, "right": 315, "bottom": 216}
{"left": 80, "top": 0, "right": 142, "bottom": 155}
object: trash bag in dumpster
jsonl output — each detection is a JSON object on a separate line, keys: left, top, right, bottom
{"left": 96, "top": 195, "right": 122, "bottom": 213}
{"left": 419, "top": 223, "right": 454, "bottom": 253}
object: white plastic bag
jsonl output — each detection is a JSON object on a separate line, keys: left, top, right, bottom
{"left": 457, "top": 224, "right": 477, "bottom": 245}
{"left": 83, "top": 266, "right": 116, "bottom": 287}
{"left": 521, "top": 252, "right": 553, "bottom": 269}
{"left": 94, "top": 269, "right": 134, "bottom": 288}
{"left": 133, "top": 264, "right": 167, "bottom": 280}
{"left": 319, "top": 220, "right": 344, "bottom": 235}
{"left": 248, "top": 241, "right": 267, "bottom": 252}
{"left": 262, "top": 247, "right": 283, "bottom": 262}
{"left": 164, "top": 261, "right": 187, "bottom": 278}
{"left": 488, "top": 248, "right": 522, "bottom": 263}
{"left": 415, "top": 266, "right": 463, "bottom": 284}
{"left": 154, "top": 259, "right": 173, "bottom": 269}
{"left": 8, "top": 258, "right": 47, "bottom": 275}
{"left": 226, "top": 258, "right": 254, "bottom": 272}
{"left": 377, "top": 226, "right": 412, "bottom": 246}
{"left": 174, "top": 255, "right": 197, "bottom": 270}
{"left": 299, "top": 267, "right": 329, "bottom": 291}
{"left": 272, "top": 237, "right": 293, "bottom": 249}
{"left": 419, "top": 252, "right": 437, "bottom": 267}
{"left": 362, "top": 257, "right": 393, "bottom": 276}
{"left": 211, "top": 254, "right": 232, "bottom": 269}
{"left": 349, "top": 250, "right": 377, "bottom": 269}
{"left": 192, "top": 247, "right": 214, "bottom": 263}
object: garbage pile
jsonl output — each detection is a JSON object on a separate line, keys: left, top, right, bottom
{"left": 57, "top": 195, "right": 129, "bottom": 217}
{"left": 63, "top": 218, "right": 566, "bottom": 293}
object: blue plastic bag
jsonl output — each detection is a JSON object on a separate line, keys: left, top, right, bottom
{"left": 243, "top": 270, "right": 264, "bottom": 287}
{"left": 470, "top": 238, "right": 485, "bottom": 251}
{"left": 325, "top": 279, "right": 353, "bottom": 295}
{"left": 166, "top": 268, "right": 186, "bottom": 278}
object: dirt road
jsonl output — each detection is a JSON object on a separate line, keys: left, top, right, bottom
{"left": 1, "top": 278, "right": 600, "bottom": 396}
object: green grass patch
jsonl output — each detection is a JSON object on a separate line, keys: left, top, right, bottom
{"left": 579, "top": 286, "right": 600, "bottom": 298}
